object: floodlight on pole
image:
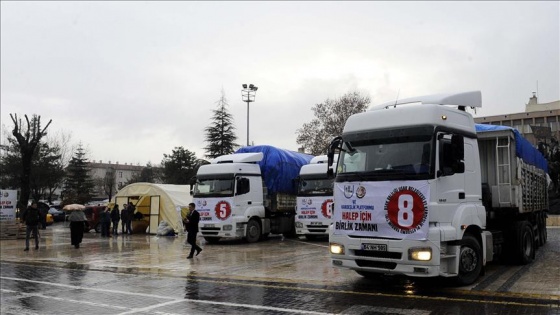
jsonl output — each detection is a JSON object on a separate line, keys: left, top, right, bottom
{"left": 241, "top": 84, "right": 258, "bottom": 146}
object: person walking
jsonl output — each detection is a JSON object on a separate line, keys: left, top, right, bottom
{"left": 185, "top": 203, "right": 202, "bottom": 259}
{"left": 68, "top": 208, "right": 87, "bottom": 248}
{"left": 38, "top": 204, "right": 47, "bottom": 230}
{"left": 21, "top": 201, "right": 41, "bottom": 251}
{"left": 110, "top": 204, "right": 120, "bottom": 236}
{"left": 100, "top": 206, "right": 111, "bottom": 237}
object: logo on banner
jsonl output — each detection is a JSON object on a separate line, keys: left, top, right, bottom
{"left": 301, "top": 198, "right": 312, "bottom": 206}
{"left": 356, "top": 185, "right": 366, "bottom": 199}
{"left": 343, "top": 185, "right": 354, "bottom": 198}
{"left": 215, "top": 200, "right": 232, "bottom": 220}
{"left": 321, "top": 199, "right": 333, "bottom": 219}
{"left": 196, "top": 199, "right": 208, "bottom": 208}
{"left": 384, "top": 186, "right": 428, "bottom": 234}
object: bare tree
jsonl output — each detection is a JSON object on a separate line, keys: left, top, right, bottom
{"left": 9, "top": 114, "right": 52, "bottom": 209}
{"left": 296, "top": 91, "right": 370, "bottom": 155}
{"left": 103, "top": 166, "right": 117, "bottom": 201}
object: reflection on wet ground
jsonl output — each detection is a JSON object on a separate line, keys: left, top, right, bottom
{"left": 1, "top": 223, "right": 559, "bottom": 314}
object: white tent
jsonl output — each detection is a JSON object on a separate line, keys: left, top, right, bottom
{"left": 111, "top": 183, "right": 192, "bottom": 235}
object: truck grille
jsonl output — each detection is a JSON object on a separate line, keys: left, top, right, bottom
{"left": 306, "top": 224, "right": 328, "bottom": 233}
{"left": 354, "top": 250, "right": 402, "bottom": 259}
{"left": 355, "top": 260, "right": 397, "bottom": 270}
{"left": 201, "top": 227, "right": 220, "bottom": 236}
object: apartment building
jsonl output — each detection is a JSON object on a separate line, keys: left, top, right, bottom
{"left": 474, "top": 93, "right": 560, "bottom": 145}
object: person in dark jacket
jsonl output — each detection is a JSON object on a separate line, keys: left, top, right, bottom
{"left": 100, "top": 207, "right": 111, "bottom": 237}
{"left": 21, "top": 201, "right": 40, "bottom": 251}
{"left": 68, "top": 209, "right": 87, "bottom": 248}
{"left": 110, "top": 204, "right": 120, "bottom": 236}
{"left": 125, "top": 202, "right": 135, "bottom": 234}
{"left": 185, "top": 203, "right": 202, "bottom": 259}
{"left": 121, "top": 204, "right": 128, "bottom": 234}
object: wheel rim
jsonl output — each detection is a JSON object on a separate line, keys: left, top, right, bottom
{"left": 460, "top": 247, "right": 478, "bottom": 272}
{"left": 248, "top": 222, "right": 259, "bottom": 239}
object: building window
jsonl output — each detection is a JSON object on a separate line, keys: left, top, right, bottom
{"left": 119, "top": 171, "right": 123, "bottom": 178}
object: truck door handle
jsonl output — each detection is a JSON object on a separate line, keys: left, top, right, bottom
{"left": 248, "top": 201, "right": 252, "bottom": 205}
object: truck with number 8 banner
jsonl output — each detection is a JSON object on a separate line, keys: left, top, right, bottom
{"left": 295, "top": 155, "right": 337, "bottom": 240}
{"left": 192, "top": 145, "right": 313, "bottom": 243}
{"left": 326, "top": 91, "right": 549, "bottom": 285}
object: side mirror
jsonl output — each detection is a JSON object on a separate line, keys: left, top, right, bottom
{"left": 327, "top": 136, "right": 342, "bottom": 177}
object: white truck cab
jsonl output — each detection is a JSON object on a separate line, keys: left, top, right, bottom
{"left": 295, "top": 155, "right": 337, "bottom": 240}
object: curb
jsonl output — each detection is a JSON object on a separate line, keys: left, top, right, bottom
{"left": 546, "top": 214, "right": 560, "bottom": 227}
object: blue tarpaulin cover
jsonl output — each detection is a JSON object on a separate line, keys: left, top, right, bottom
{"left": 235, "top": 145, "right": 313, "bottom": 194}
{"left": 475, "top": 124, "right": 548, "bottom": 172}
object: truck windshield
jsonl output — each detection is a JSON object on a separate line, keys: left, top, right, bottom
{"left": 298, "top": 178, "right": 333, "bottom": 196}
{"left": 336, "top": 133, "right": 433, "bottom": 181}
{"left": 193, "top": 178, "right": 235, "bottom": 197}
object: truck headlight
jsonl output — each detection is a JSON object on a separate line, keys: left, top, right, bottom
{"left": 223, "top": 225, "right": 232, "bottom": 231}
{"left": 409, "top": 247, "right": 432, "bottom": 261}
{"left": 295, "top": 222, "right": 303, "bottom": 228}
{"left": 330, "top": 243, "right": 345, "bottom": 255}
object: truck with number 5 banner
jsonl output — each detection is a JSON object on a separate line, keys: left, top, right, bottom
{"left": 295, "top": 155, "right": 337, "bottom": 240}
{"left": 192, "top": 145, "right": 313, "bottom": 243}
{"left": 327, "top": 91, "right": 549, "bottom": 285}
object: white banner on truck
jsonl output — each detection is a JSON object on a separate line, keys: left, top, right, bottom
{"left": 296, "top": 196, "right": 333, "bottom": 220}
{"left": 333, "top": 181, "right": 429, "bottom": 240}
{"left": 0, "top": 190, "right": 18, "bottom": 222}
{"left": 194, "top": 197, "right": 234, "bottom": 223}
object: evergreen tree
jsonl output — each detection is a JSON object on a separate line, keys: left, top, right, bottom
{"left": 204, "top": 90, "right": 238, "bottom": 159}
{"left": 62, "top": 144, "right": 95, "bottom": 204}
{"left": 161, "top": 147, "right": 201, "bottom": 184}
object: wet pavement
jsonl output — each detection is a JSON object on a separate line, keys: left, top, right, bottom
{"left": 1, "top": 223, "right": 559, "bottom": 314}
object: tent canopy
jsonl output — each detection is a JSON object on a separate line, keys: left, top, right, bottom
{"left": 111, "top": 183, "right": 192, "bottom": 234}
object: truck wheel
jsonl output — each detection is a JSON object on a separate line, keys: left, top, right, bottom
{"left": 538, "top": 213, "right": 547, "bottom": 246}
{"left": 515, "top": 221, "right": 534, "bottom": 264}
{"left": 245, "top": 219, "right": 261, "bottom": 243}
{"left": 203, "top": 237, "right": 221, "bottom": 244}
{"left": 456, "top": 234, "right": 482, "bottom": 286}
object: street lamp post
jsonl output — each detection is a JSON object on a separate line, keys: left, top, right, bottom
{"left": 241, "top": 84, "right": 258, "bottom": 146}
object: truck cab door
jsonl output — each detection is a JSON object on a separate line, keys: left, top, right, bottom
{"left": 435, "top": 133, "right": 466, "bottom": 222}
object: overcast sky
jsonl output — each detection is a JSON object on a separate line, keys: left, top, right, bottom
{"left": 2, "top": 1, "right": 559, "bottom": 166}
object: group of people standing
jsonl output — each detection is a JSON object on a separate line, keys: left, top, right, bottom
{"left": 22, "top": 200, "right": 203, "bottom": 259}
{"left": 100, "top": 202, "right": 136, "bottom": 237}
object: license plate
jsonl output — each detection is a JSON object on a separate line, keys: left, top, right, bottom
{"left": 310, "top": 222, "right": 322, "bottom": 226}
{"left": 361, "top": 243, "right": 387, "bottom": 251}
{"left": 204, "top": 224, "right": 215, "bottom": 228}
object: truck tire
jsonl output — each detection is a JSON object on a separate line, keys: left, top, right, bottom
{"left": 456, "top": 234, "right": 482, "bottom": 286}
{"left": 538, "top": 213, "right": 547, "bottom": 246}
{"left": 204, "top": 237, "right": 221, "bottom": 244}
{"left": 514, "top": 221, "right": 534, "bottom": 264}
{"left": 245, "top": 219, "right": 261, "bottom": 243}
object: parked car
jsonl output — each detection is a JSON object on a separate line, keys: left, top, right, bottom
{"left": 48, "top": 206, "right": 66, "bottom": 222}
{"left": 46, "top": 213, "right": 53, "bottom": 226}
